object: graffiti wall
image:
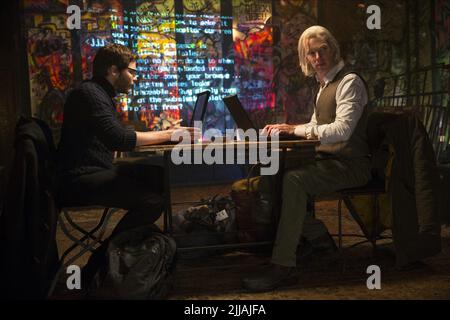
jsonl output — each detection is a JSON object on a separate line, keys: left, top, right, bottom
{"left": 333, "top": 0, "right": 408, "bottom": 102}
{"left": 25, "top": 13, "right": 73, "bottom": 138}
{"left": 23, "top": 0, "right": 320, "bottom": 140}
{"left": 272, "top": 0, "right": 317, "bottom": 125}
{"left": 24, "top": 0, "right": 448, "bottom": 140}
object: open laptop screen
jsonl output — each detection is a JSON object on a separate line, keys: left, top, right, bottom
{"left": 223, "top": 94, "right": 301, "bottom": 141}
{"left": 189, "top": 91, "right": 210, "bottom": 127}
{"left": 223, "top": 94, "right": 256, "bottom": 131}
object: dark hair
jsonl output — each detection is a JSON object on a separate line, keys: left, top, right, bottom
{"left": 92, "top": 43, "right": 137, "bottom": 77}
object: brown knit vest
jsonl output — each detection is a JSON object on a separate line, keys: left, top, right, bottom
{"left": 314, "top": 65, "right": 370, "bottom": 158}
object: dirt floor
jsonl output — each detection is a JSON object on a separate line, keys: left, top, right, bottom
{"left": 53, "top": 184, "right": 450, "bottom": 300}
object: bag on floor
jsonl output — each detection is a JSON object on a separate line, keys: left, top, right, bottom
{"left": 182, "top": 195, "right": 236, "bottom": 233}
{"left": 88, "top": 224, "right": 177, "bottom": 300}
{"left": 172, "top": 195, "right": 237, "bottom": 257}
{"left": 231, "top": 175, "right": 274, "bottom": 243}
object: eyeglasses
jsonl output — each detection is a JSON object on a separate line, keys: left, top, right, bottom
{"left": 127, "top": 67, "right": 138, "bottom": 76}
{"left": 307, "top": 45, "right": 330, "bottom": 58}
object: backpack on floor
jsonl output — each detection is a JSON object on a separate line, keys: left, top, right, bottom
{"left": 89, "top": 224, "right": 177, "bottom": 300}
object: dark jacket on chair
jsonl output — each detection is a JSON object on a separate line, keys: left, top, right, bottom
{"left": 0, "top": 117, "right": 59, "bottom": 299}
{"left": 368, "top": 112, "right": 441, "bottom": 267}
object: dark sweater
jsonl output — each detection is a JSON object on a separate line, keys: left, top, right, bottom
{"left": 57, "top": 77, "right": 136, "bottom": 177}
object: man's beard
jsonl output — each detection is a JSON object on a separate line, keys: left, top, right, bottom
{"left": 114, "top": 74, "right": 132, "bottom": 94}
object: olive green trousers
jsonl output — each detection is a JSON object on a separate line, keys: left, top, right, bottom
{"left": 260, "top": 157, "right": 371, "bottom": 267}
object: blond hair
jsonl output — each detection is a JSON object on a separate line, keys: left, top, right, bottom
{"left": 298, "top": 25, "right": 341, "bottom": 77}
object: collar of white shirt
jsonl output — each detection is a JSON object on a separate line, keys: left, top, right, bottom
{"left": 315, "top": 60, "right": 345, "bottom": 87}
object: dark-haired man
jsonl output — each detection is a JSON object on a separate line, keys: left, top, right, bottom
{"left": 57, "top": 43, "right": 193, "bottom": 233}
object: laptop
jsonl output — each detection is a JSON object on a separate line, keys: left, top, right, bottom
{"left": 150, "top": 91, "right": 210, "bottom": 145}
{"left": 189, "top": 90, "right": 210, "bottom": 127}
{"left": 223, "top": 94, "right": 301, "bottom": 141}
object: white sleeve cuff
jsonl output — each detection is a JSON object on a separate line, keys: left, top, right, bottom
{"left": 312, "top": 126, "right": 319, "bottom": 138}
{"left": 306, "top": 126, "right": 319, "bottom": 140}
{"left": 294, "top": 125, "right": 306, "bottom": 137}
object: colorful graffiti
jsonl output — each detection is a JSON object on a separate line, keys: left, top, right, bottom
{"left": 272, "top": 0, "right": 317, "bottom": 125}
{"left": 25, "top": 14, "right": 73, "bottom": 140}
{"left": 178, "top": 0, "right": 228, "bottom": 132}
{"left": 231, "top": 0, "right": 274, "bottom": 130}
{"left": 22, "top": 0, "right": 447, "bottom": 145}
{"left": 23, "top": 0, "right": 319, "bottom": 136}
{"left": 134, "top": 0, "right": 178, "bottom": 128}
{"left": 79, "top": 4, "right": 118, "bottom": 80}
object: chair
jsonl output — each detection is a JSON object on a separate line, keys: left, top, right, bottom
{"left": 47, "top": 156, "right": 169, "bottom": 297}
{"left": 4, "top": 117, "right": 129, "bottom": 298}
{"left": 48, "top": 155, "right": 171, "bottom": 298}
{"left": 311, "top": 177, "right": 389, "bottom": 254}
{"left": 309, "top": 174, "right": 391, "bottom": 273}
{"left": 321, "top": 63, "right": 449, "bottom": 266}
{"left": 312, "top": 113, "right": 395, "bottom": 268}
{"left": 47, "top": 205, "right": 121, "bottom": 297}
{"left": 335, "top": 177, "right": 389, "bottom": 255}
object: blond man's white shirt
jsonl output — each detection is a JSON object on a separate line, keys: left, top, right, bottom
{"left": 294, "top": 60, "right": 368, "bottom": 143}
